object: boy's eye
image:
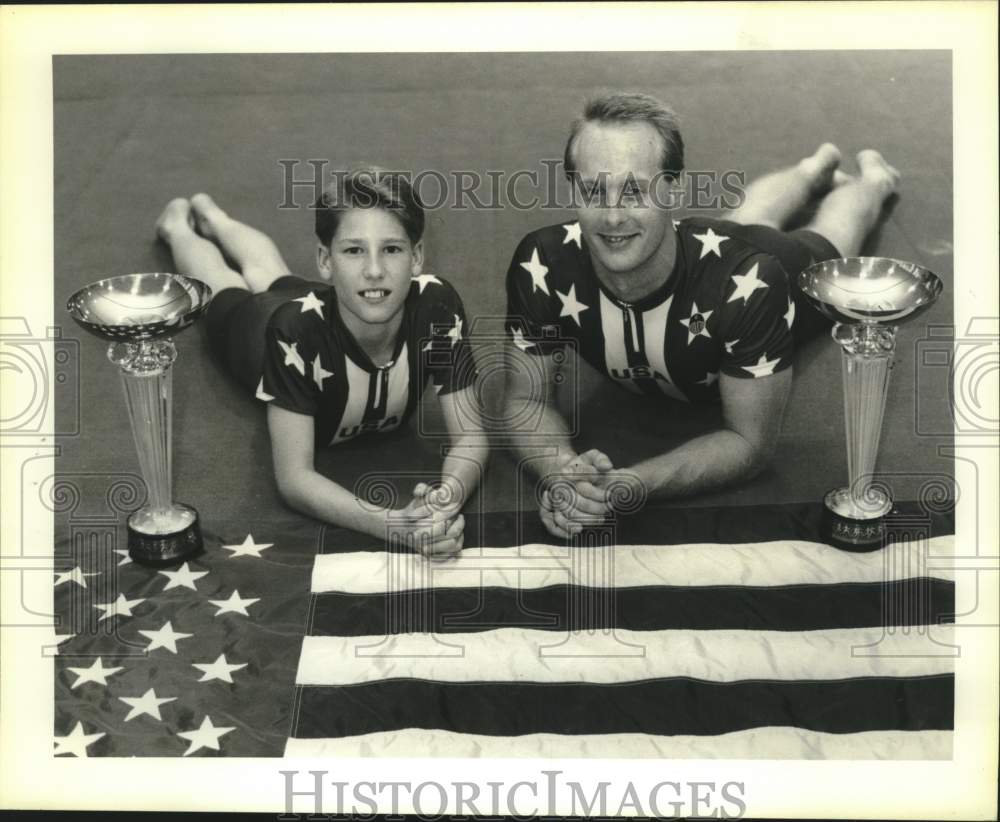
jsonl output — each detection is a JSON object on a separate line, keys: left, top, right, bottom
{"left": 342, "top": 246, "right": 363, "bottom": 255}
{"left": 384, "top": 244, "right": 404, "bottom": 254}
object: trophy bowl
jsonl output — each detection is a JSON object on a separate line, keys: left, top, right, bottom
{"left": 798, "top": 256, "right": 943, "bottom": 326}
{"left": 797, "top": 257, "right": 943, "bottom": 549}
{"left": 66, "top": 272, "right": 212, "bottom": 342}
{"left": 66, "top": 272, "right": 212, "bottom": 565}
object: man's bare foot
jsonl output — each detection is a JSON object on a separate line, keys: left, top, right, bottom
{"left": 190, "top": 192, "right": 228, "bottom": 240}
{"left": 797, "top": 143, "right": 842, "bottom": 194}
{"left": 856, "top": 150, "right": 901, "bottom": 197}
{"left": 155, "top": 198, "right": 194, "bottom": 242}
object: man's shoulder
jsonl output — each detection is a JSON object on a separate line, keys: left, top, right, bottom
{"left": 676, "top": 216, "right": 788, "bottom": 277}
{"left": 512, "top": 221, "right": 586, "bottom": 259}
{"left": 508, "top": 220, "right": 589, "bottom": 292}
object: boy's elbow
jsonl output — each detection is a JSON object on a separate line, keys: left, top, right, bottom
{"left": 274, "top": 467, "right": 308, "bottom": 510}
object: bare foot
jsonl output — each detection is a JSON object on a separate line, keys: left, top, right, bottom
{"left": 190, "top": 192, "right": 228, "bottom": 240}
{"left": 856, "top": 150, "right": 901, "bottom": 197}
{"left": 155, "top": 198, "right": 194, "bottom": 242}
{"left": 832, "top": 169, "right": 855, "bottom": 188}
{"left": 797, "top": 143, "right": 842, "bottom": 194}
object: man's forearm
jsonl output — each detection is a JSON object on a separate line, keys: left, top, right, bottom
{"left": 504, "top": 397, "right": 578, "bottom": 478}
{"left": 627, "top": 428, "right": 770, "bottom": 500}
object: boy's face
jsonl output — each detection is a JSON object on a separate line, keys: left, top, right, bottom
{"left": 317, "top": 207, "right": 423, "bottom": 333}
{"left": 572, "top": 121, "right": 676, "bottom": 277}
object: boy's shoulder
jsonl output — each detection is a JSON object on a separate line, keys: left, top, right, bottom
{"left": 266, "top": 286, "right": 336, "bottom": 340}
{"left": 409, "top": 273, "right": 465, "bottom": 307}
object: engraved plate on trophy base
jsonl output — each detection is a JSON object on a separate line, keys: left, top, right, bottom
{"left": 822, "top": 487, "right": 893, "bottom": 551}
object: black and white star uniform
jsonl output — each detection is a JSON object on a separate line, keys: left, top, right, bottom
{"left": 207, "top": 274, "right": 475, "bottom": 447}
{"left": 505, "top": 217, "right": 838, "bottom": 402}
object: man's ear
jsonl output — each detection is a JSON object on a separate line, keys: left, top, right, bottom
{"left": 316, "top": 243, "right": 333, "bottom": 281}
{"left": 411, "top": 240, "right": 425, "bottom": 277}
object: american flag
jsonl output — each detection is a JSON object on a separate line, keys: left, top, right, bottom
{"left": 54, "top": 500, "right": 954, "bottom": 759}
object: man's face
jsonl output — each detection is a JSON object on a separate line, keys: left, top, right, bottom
{"left": 572, "top": 121, "right": 675, "bottom": 276}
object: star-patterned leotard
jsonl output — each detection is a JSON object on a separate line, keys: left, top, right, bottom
{"left": 207, "top": 274, "right": 476, "bottom": 447}
{"left": 505, "top": 217, "right": 838, "bottom": 402}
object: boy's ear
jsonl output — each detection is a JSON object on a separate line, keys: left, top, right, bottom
{"left": 411, "top": 240, "right": 425, "bottom": 277}
{"left": 316, "top": 243, "right": 333, "bottom": 281}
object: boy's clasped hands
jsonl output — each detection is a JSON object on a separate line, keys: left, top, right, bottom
{"left": 392, "top": 481, "right": 466, "bottom": 560}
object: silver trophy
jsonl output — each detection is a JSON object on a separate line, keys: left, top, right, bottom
{"left": 799, "top": 257, "right": 943, "bottom": 548}
{"left": 67, "top": 273, "right": 212, "bottom": 565}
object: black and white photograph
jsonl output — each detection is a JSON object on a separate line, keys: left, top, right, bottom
{"left": 1, "top": 3, "right": 997, "bottom": 818}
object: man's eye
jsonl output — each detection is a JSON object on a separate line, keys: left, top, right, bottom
{"left": 384, "top": 245, "right": 403, "bottom": 254}
{"left": 342, "top": 246, "right": 363, "bottom": 255}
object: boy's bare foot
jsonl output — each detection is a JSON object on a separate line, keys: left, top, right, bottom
{"left": 797, "top": 143, "right": 842, "bottom": 194}
{"left": 190, "top": 192, "right": 228, "bottom": 240}
{"left": 832, "top": 169, "right": 855, "bottom": 188}
{"left": 856, "top": 149, "right": 901, "bottom": 197}
{"left": 155, "top": 198, "right": 194, "bottom": 242}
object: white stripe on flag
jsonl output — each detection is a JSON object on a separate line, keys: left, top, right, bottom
{"left": 311, "top": 535, "right": 955, "bottom": 594}
{"left": 295, "top": 625, "right": 955, "bottom": 686}
{"left": 284, "top": 727, "right": 952, "bottom": 760}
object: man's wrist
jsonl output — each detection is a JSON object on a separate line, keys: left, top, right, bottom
{"left": 603, "top": 464, "right": 651, "bottom": 512}
{"left": 537, "top": 450, "right": 577, "bottom": 484}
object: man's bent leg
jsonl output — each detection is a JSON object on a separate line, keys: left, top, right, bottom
{"left": 726, "top": 144, "right": 842, "bottom": 229}
{"left": 804, "top": 150, "right": 900, "bottom": 257}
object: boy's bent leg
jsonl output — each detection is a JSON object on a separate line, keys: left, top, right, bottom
{"left": 190, "top": 193, "right": 292, "bottom": 294}
{"left": 804, "top": 150, "right": 900, "bottom": 257}
{"left": 156, "top": 198, "right": 247, "bottom": 294}
{"left": 726, "top": 143, "right": 842, "bottom": 229}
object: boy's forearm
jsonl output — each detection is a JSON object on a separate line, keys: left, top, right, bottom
{"left": 278, "top": 468, "right": 389, "bottom": 538}
{"left": 439, "top": 434, "right": 489, "bottom": 508}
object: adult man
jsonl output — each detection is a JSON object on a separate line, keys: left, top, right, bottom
{"left": 503, "top": 92, "right": 899, "bottom": 538}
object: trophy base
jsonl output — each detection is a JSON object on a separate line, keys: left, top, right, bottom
{"left": 127, "top": 503, "right": 203, "bottom": 566}
{"left": 823, "top": 487, "right": 893, "bottom": 551}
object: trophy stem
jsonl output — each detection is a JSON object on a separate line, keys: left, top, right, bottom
{"left": 120, "top": 365, "right": 174, "bottom": 514}
{"left": 825, "top": 323, "right": 897, "bottom": 539}
{"left": 107, "top": 338, "right": 201, "bottom": 564}
{"left": 841, "top": 347, "right": 892, "bottom": 508}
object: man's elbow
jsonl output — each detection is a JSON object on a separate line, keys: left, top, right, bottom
{"left": 501, "top": 390, "right": 544, "bottom": 431}
{"left": 741, "top": 436, "right": 779, "bottom": 480}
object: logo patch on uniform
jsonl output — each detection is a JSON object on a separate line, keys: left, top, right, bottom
{"left": 338, "top": 416, "right": 400, "bottom": 440}
{"left": 610, "top": 367, "right": 671, "bottom": 382}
